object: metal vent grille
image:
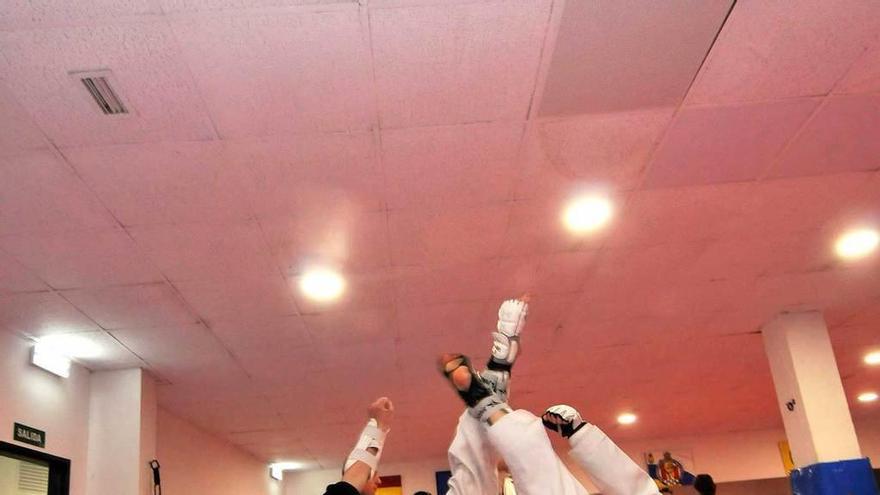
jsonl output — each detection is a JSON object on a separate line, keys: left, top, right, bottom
{"left": 80, "top": 75, "right": 128, "bottom": 115}
{"left": 18, "top": 461, "right": 49, "bottom": 493}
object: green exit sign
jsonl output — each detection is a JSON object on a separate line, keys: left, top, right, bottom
{"left": 13, "top": 423, "right": 45, "bottom": 448}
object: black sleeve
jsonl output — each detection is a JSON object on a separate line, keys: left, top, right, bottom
{"left": 323, "top": 481, "right": 360, "bottom": 495}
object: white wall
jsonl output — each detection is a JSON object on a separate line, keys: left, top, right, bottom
{"left": 156, "top": 408, "right": 281, "bottom": 495}
{"left": 86, "top": 369, "right": 157, "bottom": 495}
{"left": 283, "top": 420, "right": 880, "bottom": 495}
{"left": 0, "top": 330, "right": 91, "bottom": 495}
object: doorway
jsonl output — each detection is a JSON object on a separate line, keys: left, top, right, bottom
{"left": 0, "top": 442, "right": 69, "bottom": 495}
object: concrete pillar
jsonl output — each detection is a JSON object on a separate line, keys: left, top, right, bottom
{"left": 762, "top": 311, "right": 878, "bottom": 494}
{"left": 85, "top": 369, "right": 157, "bottom": 495}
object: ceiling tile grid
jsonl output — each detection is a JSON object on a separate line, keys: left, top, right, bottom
{"left": 0, "top": 0, "right": 878, "bottom": 466}
{"left": 686, "top": 0, "right": 880, "bottom": 106}
{"left": 539, "top": 0, "right": 733, "bottom": 116}
{"left": 370, "top": 0, "right": 552, "bottom": 128}
{"left": 169, "top": 8, "right": 375, "bottom": 137}
{"left": 0, "top": 22, "right": 217, "bottom": 147}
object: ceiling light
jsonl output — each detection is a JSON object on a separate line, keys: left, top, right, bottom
{"left": 865, "top": 351, "right": 880, "bottom": 366}
{"left": 563, "top": 195, "right": 613, "bottom": 234}
{"left": 617, "top": 413, "right": 637, "bottom": 425}
{"left": 31, "top": 343, "right": 71, "bottom": 378}
{"left": 37, "top": 334, "right": 103, "bottom": 359}
{"left": 269, "top": 461, "right": 305, "bottom": 481}
{"left": 857, "top": 392, "right": 878, "bottom": 403}
{"left": 299, "top": 268, "right": 345, "bottom": 302}
{"left": 835, "top": 228, "right": 879, "bottom": 260}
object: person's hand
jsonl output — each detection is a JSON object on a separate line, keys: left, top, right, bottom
{"left": 368, "top": 397, "right": 394, "bottom": 431}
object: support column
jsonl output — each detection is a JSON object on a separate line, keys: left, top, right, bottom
{"left": 762, "top": 311, "right": 878, "bottom": 494}
{"left": 85, "top": 368, "right": 157, "bottom": 495}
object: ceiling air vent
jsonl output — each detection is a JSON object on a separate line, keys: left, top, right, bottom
{"left": 69, "top": 69, "right": 130, "bottom": 116}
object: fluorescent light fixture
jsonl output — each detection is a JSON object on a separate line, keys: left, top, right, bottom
{"left": 31, "top": 343, "right": 72, "bottom": 378}
{"left": 563, "top": 195, "right": 613, "bottom": 234}
{"left": 299, "top": 268, "right": 345, "bottom": 302}
{"left": 617, "top": 413, "right": 637, "bottom": 425}
{"left": 835, "top": 228, "right": 879, "bottom": 260}
{"left": 269, "top": 461, "right": 304, "bottom": 481}
{"left": 864, "top": 351, "right": 880, "bottom": 366}
{"left": 38, "top": 334, "right": 103, "bottom": 359}
{"left": 857, "top": 392, "right": 878, "bottom": 403}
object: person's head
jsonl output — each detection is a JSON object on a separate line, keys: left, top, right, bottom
{"left": 694, "top": 474, "right": 716, "bottom": 495}
{"left": 413, "top": 492, "right": 431, "bottom": 495}
{"left": 362, "top": 472, "right": 381, "bottom": 495}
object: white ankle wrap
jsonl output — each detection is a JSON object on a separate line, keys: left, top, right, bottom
{"left": 344, "top": 419, "right": 387, "bottom": 476}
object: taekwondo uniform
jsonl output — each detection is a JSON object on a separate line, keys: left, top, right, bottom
{"left": 447, "top": 410, "right": 660, "bottom": 495}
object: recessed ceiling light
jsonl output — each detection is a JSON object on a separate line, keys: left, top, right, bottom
{"left": 857, "top": 392, "right": 878, "bottom": 403}
{"left": 865, "top": 351, "right": 880, "bottom": 366}
{"left": 563, "top": 195, "right": 613, "bottom": 234}
{"left": 299, "top": 268, "right": 345, "bottom": 302}
{"left": 835, "top": 228, "right": 879, "bottom": 260}
{"left": 617, "top": 412, "right": 637, "bottom": 425}
{"left": 269, "top": 461, "right": 305, "bottom": 480}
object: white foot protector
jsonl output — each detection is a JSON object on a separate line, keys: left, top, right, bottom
{"left": 343, "top": 419, "right": 387, "bottom": 477}
{"left": 491, "top": 299, "right": 529, "bottom": 368}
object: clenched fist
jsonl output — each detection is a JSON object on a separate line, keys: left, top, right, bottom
{"left": 368, "top": 397, "right": 394, "bottom": 432}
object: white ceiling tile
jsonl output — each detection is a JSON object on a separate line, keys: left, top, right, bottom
{"left": 609, "top": 173, "right": 873, "bottom": 248}
{"left": 0, "top": 228, "right": 163, "bottom": 289}
{"left": 0, "top": 0, "right": 162, "bottom": 29}
{"left": 645, "top": 98, "right": 819, "bottom": 188}
{"left": 302, "top": 308, "right": 396, "bottom": 345}
{"left": 0, "top": 291, "right": 100, "bottom": 337}
{"left": 393, "top": 262, "right": 500, "bottom": 306}
{"left": 0, "top": 250, "right": 49, "bottom": 295}
{"left": 175, "top": 276, "right": 299, "bottom": 323}
{"left": 0, "top": 23, "right": 216, "bottom": 146}
{"left": 62, "top": 282, "right": 198, "bottom": 330}
{"left": 210, "top": 315, "right": 312, "bottom": 355}
{"left": 518, "top": 109, "right": 674, "bottom": 199}
{"left": 63, "top": 141, "right": 255, "bottom": 226}
{"left": 687, "top": 0, "right": 880, "bottom": 105}
{"left": 227, "top": 133, "right": 384, "bottom": 216}
{"left": 160, "top": 0, "right": 348, "bottom": 13}
{"left": 110, "top": 323, "right": 234, "bottom": 380}
{"left": 170, "top": 8, "right": 373, "bottom": 137}
{"left": 539, "top": 0, "right": 732, "bottom": 116}
{"left": 835, "top": 41, "right": 880, "bottom": 95}
{"left": 382, "top": 123, "right": 523, "bottom": 209}
{"left": 770, "top": 95, "right": 880, "bottom": 178}
{"left": 0, "top": 151, "right": 117, "bottom": 235}
{"left": 129, "top": 221, "right": 277, "bottom": 282}
{"left": 0, "top": 83, "right": 47, "bottom": 156}
{"left": 371, "top": 0, "right": 551, "bottom": 127}
{"left": 494, "top": 251, "right": 597, "bottom": 297}
{"left": 388, "top": 204, "right": 508, "bottom": 266}
{"left": 395, "top": 300, "right": 492, "bottom": 340}
{"left": 260, "top": 209, "right": 389, "bottom": 275}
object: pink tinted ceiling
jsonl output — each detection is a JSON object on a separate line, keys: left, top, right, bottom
{"left": 1, "top": 0, "right": 879, "bottom": 468}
